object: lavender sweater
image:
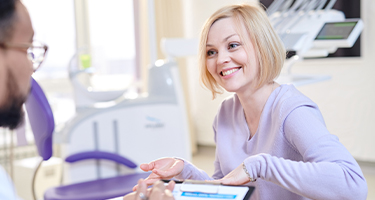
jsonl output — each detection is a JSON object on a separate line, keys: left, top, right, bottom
{"left": 176, "top": 84, "right": 367, "bottom": 200}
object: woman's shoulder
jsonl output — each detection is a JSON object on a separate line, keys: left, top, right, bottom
{"left": 215, "top": 94, "right": 243, "bottom": 118}
{"left": 275, "top": 84, "right": 315, "bottom": 103}
{"left": 218, "top": 93, "right": 242, "bottom": 109}
{"left": 273, "top": 84, "right": 319, "bottom": 116}
{"left": 276, "top": 84, "right": 308, "bottom": 99}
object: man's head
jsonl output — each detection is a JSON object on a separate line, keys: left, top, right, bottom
{"left": 0, "top": 0, "right": 34, "bottom": 129}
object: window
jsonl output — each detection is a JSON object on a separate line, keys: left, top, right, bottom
{"left": 23, "top": 0, "right": 138, "bottom": 82}
{"left": 87, "top": 0, "right": 137, "bottom": 76}
{"left": 22, "top": 0, "right": 76, "bottom": 79}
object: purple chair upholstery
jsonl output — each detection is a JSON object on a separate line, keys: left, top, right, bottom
{"left": 25, "top": 78, "right": 54, "bottom": 161}
{"left": 25, "top": 78, "right": 150, "bottom": 200}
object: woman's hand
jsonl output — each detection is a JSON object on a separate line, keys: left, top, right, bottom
{"left": 211, "top": 163, "right": 251, "bottom": 185}
{"left": 124, "top": 179, "right": 175, "bottom": 200}
{"left": 133, "top": 157, "right": 184, "bottom": 191}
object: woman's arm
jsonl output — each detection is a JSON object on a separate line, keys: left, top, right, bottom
{"left": 175, "top": 126, "right": 224, "bottom": 181}
{"left": 243, "top": 106, "right": 367, "bottom": 200}
{"left": 174, "top": 159, "right": 215, "bottom": 180}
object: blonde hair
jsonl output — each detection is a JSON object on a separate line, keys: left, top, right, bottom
{"left": 198, "top": 3, "right": 285, "bottom": 99}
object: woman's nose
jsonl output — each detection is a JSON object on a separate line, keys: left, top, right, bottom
{"left": 217, "top": 51, "right": 231, "bottom": 65}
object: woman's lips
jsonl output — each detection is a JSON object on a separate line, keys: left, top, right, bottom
{"left": 221, "top": 67, "right": 242, "bottom": 77}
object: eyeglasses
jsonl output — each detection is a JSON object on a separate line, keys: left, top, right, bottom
{"left": 0, "top": 41, "right": 48, "bottom": 72}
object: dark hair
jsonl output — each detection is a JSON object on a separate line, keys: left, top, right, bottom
{"left": 0, "top": 68, "right": 26, "bottom": 129}
{"left": 0, "top": 0, "right": 17, "bottom": 43}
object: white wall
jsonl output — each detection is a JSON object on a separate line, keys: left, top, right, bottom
{"left": 182, "top": 0, "right": 375, "bottom": 162}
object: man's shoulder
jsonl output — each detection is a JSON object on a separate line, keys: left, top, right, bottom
{"left": 0, "top": 165, "right": 18, "bottom": 200}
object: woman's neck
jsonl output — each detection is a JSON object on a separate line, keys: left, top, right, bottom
{"left": 237, "top": 81, "right": 276, "bottom": 122}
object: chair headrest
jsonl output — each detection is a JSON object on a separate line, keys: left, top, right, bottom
{"left": 25, "top": 78, "right": 54, "bottom": 161}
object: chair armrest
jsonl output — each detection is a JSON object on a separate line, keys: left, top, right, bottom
{"left": 65, "top": 151, "right": 137, "bottom": 169}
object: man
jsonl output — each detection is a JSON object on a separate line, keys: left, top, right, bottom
{"left": 0, "top": 0, "right": 174, "bottom": 199}
{"left": 0, "top": 0, "right": 34, "bottom": 129}
{"left": 0, "top": 0, "right": 35, "bottom": 198}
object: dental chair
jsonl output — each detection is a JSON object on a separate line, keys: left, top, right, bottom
{"left": 25, "top": 77, "right": 150, "bottom": 200}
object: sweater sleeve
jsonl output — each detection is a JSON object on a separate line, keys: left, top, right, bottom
{"left": 175, "top": 116, "right": 224, "bottom": 181}
{"left": 174, "top": 154, "right": 223, "bottom": 181}
{"left": 174, "top": 159, "right": 213, "bottom": 180}
{"left": 243, "top": 106, "right": 368, "bottom": 200}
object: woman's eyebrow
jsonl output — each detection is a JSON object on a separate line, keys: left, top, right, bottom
{"left": 206, "top": 34, "right": 238, "bottom": 47}
{"left": 223, "top": 34, "right": 237, "bottom": 42}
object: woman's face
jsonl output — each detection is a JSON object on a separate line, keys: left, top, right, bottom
{"left": 206, "top": 17, "right": 259, "bottom": 94}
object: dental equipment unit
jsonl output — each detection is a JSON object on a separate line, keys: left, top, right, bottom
{"left": 269, "top": 0, "right": 363, "bottom": 85}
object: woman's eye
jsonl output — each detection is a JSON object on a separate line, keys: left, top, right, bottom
{"left": 229, "top": 43, "right": 240, "bottom": 49}
{"left": 207, "top": 50, "right": 216, "bottom": 56}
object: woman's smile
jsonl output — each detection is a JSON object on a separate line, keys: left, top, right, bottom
{"left": 221, "top": 67, "right": 242, "bottom": 78}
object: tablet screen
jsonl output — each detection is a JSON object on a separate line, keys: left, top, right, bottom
{"left": 171, "top": 182, "right": 254, "bottom": 200}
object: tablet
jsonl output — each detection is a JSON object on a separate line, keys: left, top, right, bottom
{"left": 165, "top": 180, "right": 255, "bottom": 200}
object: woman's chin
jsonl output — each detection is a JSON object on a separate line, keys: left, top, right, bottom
{"left": 222, "top": 87, "right": 238, "bottom": 93}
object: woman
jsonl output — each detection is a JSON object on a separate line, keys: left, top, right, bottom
{"left": 133, "top": 3, "right": 368, "bottom": 200}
